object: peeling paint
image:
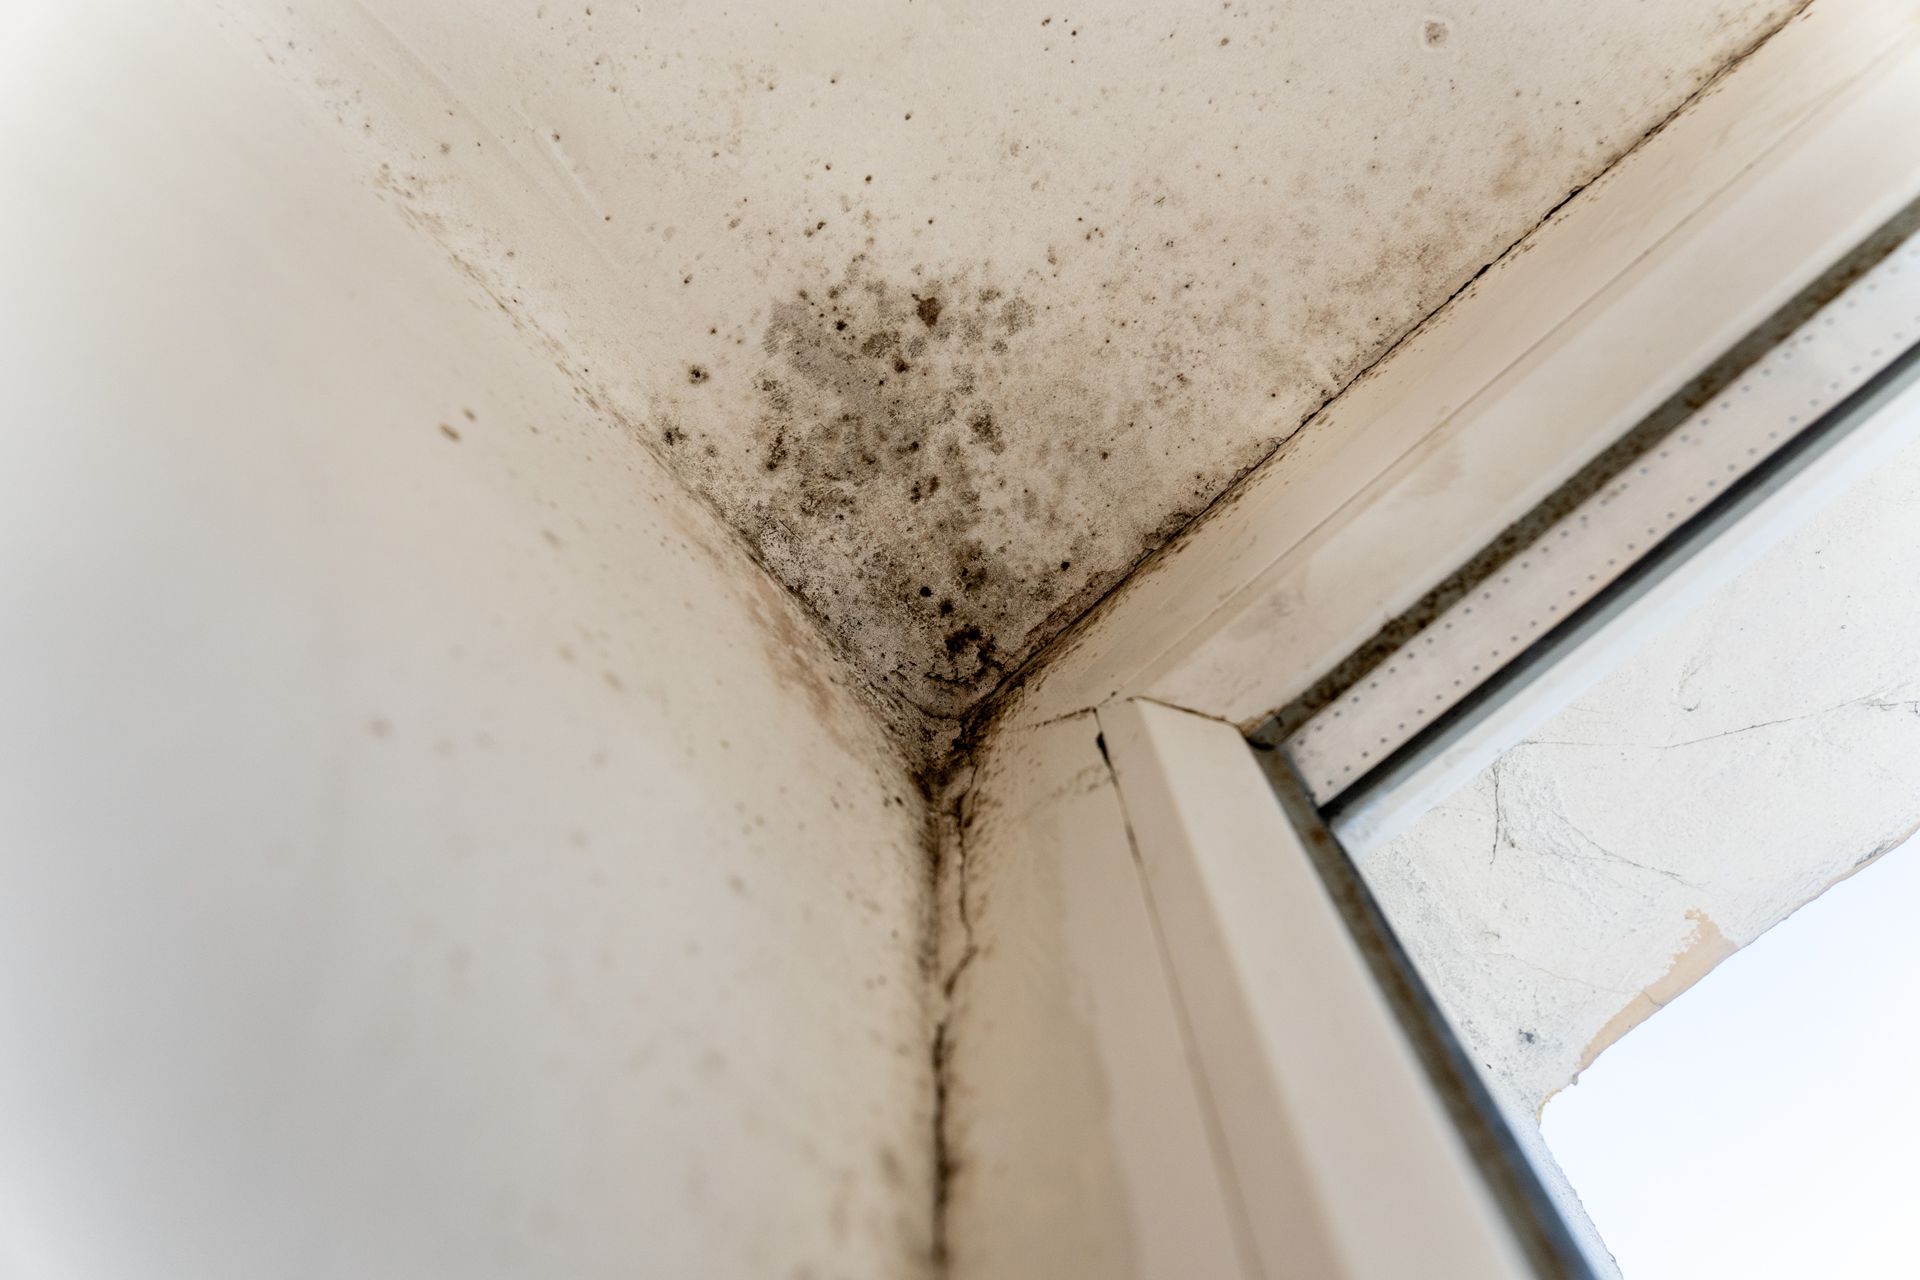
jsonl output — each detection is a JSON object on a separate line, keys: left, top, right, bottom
{"left": 1572, "top": 910, "right": 1738, "bottom": 1090}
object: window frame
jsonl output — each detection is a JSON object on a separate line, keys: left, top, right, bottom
{"left": 1234, "top": 240, "right": 1920, "bottom": 1273}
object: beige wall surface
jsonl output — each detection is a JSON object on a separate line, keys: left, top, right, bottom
{"left": 218, "top": 0, "right": 1801, "bottom": 741}
{"left": 0, "top": 4, "right": 934, "bottom": 1276}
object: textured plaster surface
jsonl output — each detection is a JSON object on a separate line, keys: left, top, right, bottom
{"left": 1, "top": 5, "right": 933, "bottom": 1276}
{"left": 226, "top": 0, "right": 1800, "bottom": 750}
{"left": 1370, "top": 419, "right": 1920, "bottom": 1118}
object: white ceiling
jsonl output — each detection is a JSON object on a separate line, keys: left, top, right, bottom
{"left": 235, "top": 0, "right": 1802, "bottom": 744}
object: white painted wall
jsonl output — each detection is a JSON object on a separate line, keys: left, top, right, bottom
{"left": 0, "top": 4, "right": 933, "bottom": 1276}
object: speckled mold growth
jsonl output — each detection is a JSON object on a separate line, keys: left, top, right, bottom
{"left": 664, "top": 252, "right": 1252, "bottom": 720}
{"left": 233, "top": 0, "right": 1804, "bottom": 753}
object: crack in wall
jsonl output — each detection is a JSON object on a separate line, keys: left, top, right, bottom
{"left": 1517, "top": 688, "right": 1920, "bottom": 752}
{"left": 927, "top": 765, "right": 979, "bottom": 1274}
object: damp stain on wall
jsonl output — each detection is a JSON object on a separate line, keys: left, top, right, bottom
{"left": 649, "top": 249, "right": 1287, "bottom": 727}
{"left": 239, "top": 0, "right": 1806, "bottom": 757}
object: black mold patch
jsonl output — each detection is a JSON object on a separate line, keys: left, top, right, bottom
{"left": 263, "top": 0, "right": 1812, "bottom": 776}
{"left": 650, "top": 246, "right": 1292, "bottom": 730}
{"left": 744, "top": 259, "right": 1057, "bottom": 706}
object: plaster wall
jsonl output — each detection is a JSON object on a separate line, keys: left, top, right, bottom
{"left": 1369, "top": 400, "right": 1920, "bottom": 1119}
{"left": 0, "top": 4, "right": 933, "bottom": 1276}
{"left": 219, "top": 0, "right": 1802, "bottom": 748}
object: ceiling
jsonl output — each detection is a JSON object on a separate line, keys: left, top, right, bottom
{"left": 235, "top": 0, "right": 1802, "bottom": 747}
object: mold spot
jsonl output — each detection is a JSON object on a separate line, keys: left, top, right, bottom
{"left": 966, "top": 410, "right": 1004, "bottom": 454}
{"left": 642, "top": 243, "right": 1284, "bottom": 730}
{"left": 307, "top": 0, "right": 1810, "bottom": 774}
{"left": 730, "top": 257, "right": 1104, "bottom": 711}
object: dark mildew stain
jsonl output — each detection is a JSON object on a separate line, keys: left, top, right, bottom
{"left": 741, "top": 258, "right": 1055, "bottom": 706}
{"left": 285, "top": 0, "right": 1813, "bottom": 767}
{"left": 642, "top": 239, "right": 1291, "bottom": 741}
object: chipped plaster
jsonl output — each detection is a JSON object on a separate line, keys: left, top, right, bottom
{"left": 1369, "top": 423, "right": 1920, "bottom": 1118}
